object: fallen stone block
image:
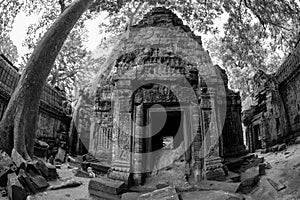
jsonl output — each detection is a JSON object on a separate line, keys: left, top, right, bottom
{"left": 237, "top": 175, "right": 259, "bottom": 194}
{"left": 90, "top": 162, "right": 110, "bottom": 174}
{"left": 89, "top": 188, "right": 122, "bottom": 200}
{"left": 266, "top": 178, "right": 286, "bottom": 191}
{"left": 11, "top": 149, "right": 26, "bottom": 169}
{"left": 49, "top": 179, "right": 82, "bottom": 190}
{"left": 7, "top": 173, "right": 27, "bottom": 200}
{"left": 18, "top": 169, "right": 37, "bottom": 194}
{"left": 241, "top": 167, "right": 259, "bottom": 181}
{"left": 89, "top": 177, "right": 126, "bottom": 195}
{"left": 181, "top": 191, "right": 245, "bottom": 200}
{"left": 29, "top": 175, "right": 49, "bottom": 191}
{"left": 138, "top": 186, "right": 179, "bottom": 200}
{"left": 206, "top": 168, "right": 226, "bottom": 181}
{"left": 27, "top": 160, "right": 48, "bottom": 180}
{"left": 121, "top": 192, "right": 140, "bottom": 200}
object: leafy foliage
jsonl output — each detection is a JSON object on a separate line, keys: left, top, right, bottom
{"left": 21, "top": 0, "right": 97, "bottom": 96}
{"left": 90, "top": 0, "right": 300, "bottom": 99}
{"left": 4, "top": 0, "right": 300, "bottom": 99}
{"left": 0, "top": 0, "right": 22, "bottom": 62}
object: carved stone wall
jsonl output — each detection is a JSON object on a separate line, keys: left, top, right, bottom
{"left": 0, "top": 54, "right": 71, "bottom": 142}
{"left": 243, "top": 39, "right": 300, "bottom": 152}
{"left": 93, "top": 7, "right": 245, "bottom": 185}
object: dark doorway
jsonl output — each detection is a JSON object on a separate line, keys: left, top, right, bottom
{"left": 253, "top": 125, "right": 262, "bottom": 149}
{"left": 149, "top": 110, "right": 184, "bottom": 151}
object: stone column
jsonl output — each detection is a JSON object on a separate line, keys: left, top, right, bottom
{"left": 132, "top": 102, "right": 144, "bottom": 185}
{"left": 108, "top": 79, "right": 132, "bottom": 184}
{"left": 202, "top": 88, "right": 225, "bottom": 181}
{"left": 191, "top": 102, "right": 205, "bottom": 181}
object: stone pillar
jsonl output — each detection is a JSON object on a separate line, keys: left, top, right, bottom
{"left": 202, "top": 88, "right": 225, "bottom": 181}
{"left": 108, "top": 80, "right": 132, "bottom": 184}
{"left": 191, "top": 102, "right": 205, "bottom": 181}
{"left": 132, "top": 103, "right": 144, "bottom": 185}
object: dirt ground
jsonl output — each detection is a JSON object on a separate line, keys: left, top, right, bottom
{"left": 249, "top": 143, "right": 300, "bottom": 200}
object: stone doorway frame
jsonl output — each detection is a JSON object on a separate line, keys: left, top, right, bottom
{"left": 141, "top": 104, "right": 192, "bottom": 178}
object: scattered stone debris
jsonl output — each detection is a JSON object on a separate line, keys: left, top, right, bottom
{"left": 138, "top": 186, "right": 179, "bottom": 200}
{"left": 266, "top": 178, "right": 286, "bottom": 191}
{"left": 48, "top": 178, "right": 82, "bottom": 190}
{"left": 7, "top": 173, "right": 27, "bottom": 200}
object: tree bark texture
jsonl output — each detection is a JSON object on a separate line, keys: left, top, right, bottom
{"left": 0, "top": 0, "right": 94, "bottom": 158}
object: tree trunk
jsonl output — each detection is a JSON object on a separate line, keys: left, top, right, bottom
{"left": 0, "top": 0, "right": 93, "bottom": 158}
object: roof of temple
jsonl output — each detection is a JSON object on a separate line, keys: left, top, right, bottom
{"left": 132, "top": 7, "right": 202, "bottom": 45}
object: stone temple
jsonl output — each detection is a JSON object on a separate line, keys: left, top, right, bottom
{"left": 243, "top": 35, "right": 300, "bottom": 153}
{"left": 88, "top": 7, "right": 246, "bottom": 185}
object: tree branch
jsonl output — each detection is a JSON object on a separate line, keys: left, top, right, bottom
{"left": 59, "top": 0, "right": 66, "bottom": 13}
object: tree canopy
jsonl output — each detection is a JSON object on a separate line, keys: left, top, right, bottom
{"left": 3, "top": 0, "right": 300, "bottom": 99}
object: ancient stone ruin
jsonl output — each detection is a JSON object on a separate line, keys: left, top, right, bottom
{"left": 243, "top": 36, "right": 300, "bottom": 152}
{"left": 0, "top": 54, "right": 71, "bottom": 158}
{"left": 86, "top": 7, "right": 246, "bottom": 186}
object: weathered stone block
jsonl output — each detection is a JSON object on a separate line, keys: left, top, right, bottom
{"left": 88, "top": 177, "right": 126, "bottom": 195}
{"left": 206, "top": 168, "right": 226, "bottom": 181}
{"left": 29, "top": 175, "right": 49, "bottom": 191}
{"left": 18, "top": 169, "right": 37, "bottom": 194}
{"left": 7, "top": 173, "right": 27, "bottom": 200}
{"left": 11, "top": 149, "right": 26, "bottom": 169}
{"left": 121, "top": 192, "right": 139, "bottom": 200}
{"left": 238, "top": 175, "right": 259, "bottom": 194}
{"left": 266, "top": 177, "right": 286, "bottom": 191}
{"left": 90, "top": 162, "right": 110, "bottom": 173}
{"left": 89, "top": 188, "right": 122, "bottom": 200}
{"left": 137, "top": 186, "right": 179, "bottom": 200}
